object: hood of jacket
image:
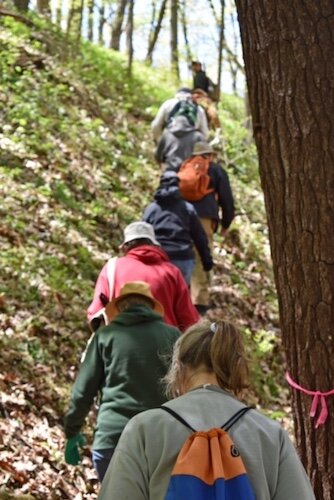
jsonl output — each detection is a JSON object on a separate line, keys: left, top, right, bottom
{"left": 167, "top": 116, "right": 196, "bottom": 136}
{"left": 126, "top": 244, "right": 170, "bottom": 264}
{"left": 154, "top": 185, "right": 182, "bottom": 205}
{"left": 111, "top": 304, "right": 163, "bottom": 326}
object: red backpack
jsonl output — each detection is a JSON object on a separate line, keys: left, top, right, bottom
{"left": 178, "top": 156, "right": 214, "bottom": 202}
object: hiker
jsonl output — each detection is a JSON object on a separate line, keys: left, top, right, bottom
{"left": 151, "top": 88, "right": 208, "bottom": 143}
{"left": 155, "top": 115, "right": 205, "bottom": 172}
{"left": 64, "top": 281, "right": 180, "bottom": 482}
{"left": 87, "top": 221, "right": 199, "bottom": 332}
{"left": 192, "top": 88, "right": 221, "bottom": 130}
{"left": 180, "top": 141, "right": 234, "bottom": 315}
{"left": 142, "top": 171, "right": 213, "bottom": 286}
{"left": 191, "top": 60, "right": 210, "bottom": 93}
{"left": 99, "top": 319, "right": 316, "bottom": 500}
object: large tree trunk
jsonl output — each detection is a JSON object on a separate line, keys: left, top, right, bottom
{"left": 170, "top": 0, "right": 179, "bottom": 79}
{"left": 110, "top": 0, "right": 128, "bottom": 51}
{"left": 235, "top": 1, "right": 334, "bottom": 498}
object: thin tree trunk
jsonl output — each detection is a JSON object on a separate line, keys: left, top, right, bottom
{"left": 54, "top": 0, "right": 62, "bottom": 27}
{"left": 180, "top": 0, "right": 192, "bottom": 68}
{"left": 37, "top": 0, "right": 51, "bottom": 16}
{"left": 145, "top": 0, "right": 168, "bottom": 64}
{"left": 216, "top": 0, "right": 225, "bottom": 101}
{"left": 13, "top": 0, "right": 30, "bottom": 11}
{"left": 66, "top": 0, "right": 84, "bottom": 44}
{"left": 170, "top": 0, "right": 179, "bottom": 79}
{"left": 87, "top": 0, "right": 94, "bottom": 42}
{"left": 98, "top": 3, "right": 105, "bottom": 45}
{"left": 235, "top": 1, "right": 334, "bottom": 498}
{"left": 110, "top": 0, "right": 128, "bottom": 51}
{"left": 126, "top": 0, "right": 134, "bottom": 75}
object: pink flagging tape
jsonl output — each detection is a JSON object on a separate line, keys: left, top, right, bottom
{"left": 286, "top": 373, "right": 334, "bottom": 428}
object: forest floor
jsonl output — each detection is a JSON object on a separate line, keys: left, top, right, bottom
{"left": 0, "top": 11, "right": 291, "bottom": 499}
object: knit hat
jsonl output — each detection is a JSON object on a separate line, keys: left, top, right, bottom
{"left": 121, "top": 221, "right": 160, "bottom": 246}
{"left": 106, "top": 281, "right": 164, "bottom": 320}
{"left": 192, "top": 141, "right": 216, "bottom": 156}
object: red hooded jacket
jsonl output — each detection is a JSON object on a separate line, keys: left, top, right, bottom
{"left": 87, "top": 245, "right": 199, "bottom": 332}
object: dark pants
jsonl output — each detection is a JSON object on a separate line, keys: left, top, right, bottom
{"left": 92, "top": 447, "right": 115, "bottom": 482}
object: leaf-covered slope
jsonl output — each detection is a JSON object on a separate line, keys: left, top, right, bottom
{"left": 0, "top": 13, "right": 285, "bottom": 500}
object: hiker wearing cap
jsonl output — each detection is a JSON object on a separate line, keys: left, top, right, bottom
{"left": 142, "top": 171, "right": 213, "bottom": 286}
{"left": 87, "top": 221, "right": 199, "bottom": 331}
{"left": 151, "top": 88, "right": 209, "bottom": 144}
{"left": 64, "top": 281, "right": 180, "bottom": 482}
{"left": 180, "top": 141, "right": 235, "bottom": 315}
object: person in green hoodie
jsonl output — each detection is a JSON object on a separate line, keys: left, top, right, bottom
{"left": 63, "top": 281, "right": 180, "bottom": 482}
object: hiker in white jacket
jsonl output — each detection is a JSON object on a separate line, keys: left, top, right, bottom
{"left": 151, "top": 88, "right": 209, "bottom": 143}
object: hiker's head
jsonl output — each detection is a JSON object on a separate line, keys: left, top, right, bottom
{"left": 192, "top": 141, "right": 216, "bottom": 161}
{"left": 106, "top": 281, "right": 164, "bottom": 319}
{"left": 175, "top": 88, "right": 192, "bottom": 101}
{"left": 164, "top": 319, "right": 249, "bottom": 398}
{"left": 192, "top": 88, "right": 207, "bottom": 102}
{"left": 120, "top": 221, "right": 160, "bottom": 253}
{"left": 191, "top": 61, "right": 202, "bottom": 73}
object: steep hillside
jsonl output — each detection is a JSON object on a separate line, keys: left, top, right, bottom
{"left": 0, "top": 12, "right": 286, "bottom": 499}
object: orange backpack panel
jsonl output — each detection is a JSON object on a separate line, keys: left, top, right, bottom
{"left": 178, "top": 156, "right": 214, "bottom": 202}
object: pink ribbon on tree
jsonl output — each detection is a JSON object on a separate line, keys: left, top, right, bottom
{"left": 286, "top": 372, "right": 334, "bottom": 428}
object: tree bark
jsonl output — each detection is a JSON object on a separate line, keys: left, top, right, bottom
{"left": 170, "top": 0, "right": 179, "bottom": 79}
{"left": 110, "top": 0, "right": 128, "bottom": 51}
{"left": 235, "top": 1, "right": 334, "bottom": 498}
{"left": 145, "top": 0, "right": 168, "bottom": 64}
{"left": 13, "top": 0, "right": 30, "bottom": 11}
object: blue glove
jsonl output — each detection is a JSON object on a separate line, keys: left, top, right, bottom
{"left": 65, "top": 433, "right": 86, "bottom": 465}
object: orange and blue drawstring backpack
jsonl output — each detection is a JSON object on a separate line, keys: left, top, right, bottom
{"left": 161, "top": 406, "right": 255, "bottom": 500}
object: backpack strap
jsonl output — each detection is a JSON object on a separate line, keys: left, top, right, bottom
{"left": 160, "top": 406, "right": 196, "bottom": 432}
{"left": 161, "top": 405, "right": 253, "bottom": 433}
{"left": 221, "top": 406, "right": 253, "bottom": 432}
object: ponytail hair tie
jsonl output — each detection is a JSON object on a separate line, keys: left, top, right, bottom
{"left": 210, "top": 322, "right": 217, "bottom": 334}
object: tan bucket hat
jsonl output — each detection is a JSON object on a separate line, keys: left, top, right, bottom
{"left": 105, "top": 281, "right": 164, "bottom": 320}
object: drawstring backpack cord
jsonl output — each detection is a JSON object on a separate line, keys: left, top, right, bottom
{"left": 286, "top": 372, "right": 334, "bottom": 428}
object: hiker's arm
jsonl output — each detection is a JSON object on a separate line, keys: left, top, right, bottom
{"left": 99, "top": 420, "right": 148, "bottom": 500}
{"left": 64, "top": 333, "right": 104, "bottom": 439}
{"left": 272, "top": 430, "right": 315, "bottom": 500}
{"left": 151, "top": 102, "right": 169, "bottom": 142}
{"left": 216, "top": 167, "right": 235, "bottom": 230}
{"left": 86, "top": 263, "right": 109, "bottom": 321}
{"left": 155, "top": 134, "right": 166, "bottom": 164}
{"left": 189, "top": 208, "right": 213, "bottom": 271}
{"left": 173, "top": 272, "right": 200, "bottom": 331}
{"left": 196, "top": 105, "right": 209, "bottom": 139}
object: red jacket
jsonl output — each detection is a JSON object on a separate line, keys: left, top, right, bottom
{"left": 87, "top": 245, "right": 199, "bottom": 332}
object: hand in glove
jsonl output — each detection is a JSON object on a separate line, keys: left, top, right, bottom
{"left": 65, "top": 433, "right": 86, "bottom": 465}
